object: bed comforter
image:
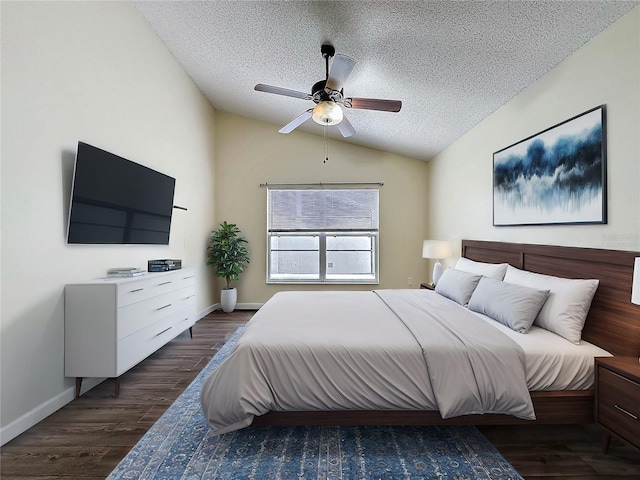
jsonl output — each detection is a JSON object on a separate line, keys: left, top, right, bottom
{"left": 201, "top": 290, "right": 535, "bottom": 435}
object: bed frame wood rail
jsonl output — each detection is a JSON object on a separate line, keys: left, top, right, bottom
{"left": 254, "top": 240, "right": 640, "bottom": 427}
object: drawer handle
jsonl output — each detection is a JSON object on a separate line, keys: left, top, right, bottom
{"left": 130, "top": 288, "right": 144, "bottom": 293}
{"left": 155, "top": 327, "right": 172, "bottom": 337}
{"left": 615, "top": 404, "right": 638, "bottom": 420}
{"left": 183, "top": 275, "right": 194, "bottom": 280}
{"left": 180, "top": 317, "right": 190, "bottom": 322}
{"left": 157, "top": 303, "right": 172, "bottom": 311}
{"left": 158, "top": 281, "right": 172, "bottom": 286}
{"left": 184, "top": 295, "right": 195, "bottom": 300}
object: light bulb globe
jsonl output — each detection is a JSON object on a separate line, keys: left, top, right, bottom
{"left": 312, "top": 101, "right": 343, "bottom": 125}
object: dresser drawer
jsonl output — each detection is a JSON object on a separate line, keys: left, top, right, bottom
{"left": 172, "top": 304, "right": 197, "bottom": 331}
{"left": 116, "top": 312, "right": 185, "bottom": 375}
{"left": 597, "top": 367, "right": 640, "bottom": 449}
{"left": 117, "top": 285, "right": 195, "bottom": 340}
{"left": 117, "top": 271, "right": 195, "bottom": 308}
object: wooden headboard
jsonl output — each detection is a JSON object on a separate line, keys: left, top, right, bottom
{"left": 461, "top": 240, "right": 640, "bottom": 357}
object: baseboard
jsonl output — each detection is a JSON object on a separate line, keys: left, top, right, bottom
{"left": 0, "top": 377, "right": 103, "bottom": 446}
{"left": 201, "top": 302, "right": 263, "bottom": 315}
{"left": 198, "top": 303, "right": 220, "bottom": 318}
{"left": 236, "top": 302, "right": 263, "bottom": 310}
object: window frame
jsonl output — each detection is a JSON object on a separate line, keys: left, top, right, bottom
{"left": 266, "top": 187, "right": 380, "bottom": 285}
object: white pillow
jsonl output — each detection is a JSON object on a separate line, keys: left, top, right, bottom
{"left": 434, "top": 268, "right": 482, "bottom": 306}
{"left": 503, "top": 265, "right": 599, "bottom": 344}
{"left": 468, "top": 277, "right": 549, "bottom": 333}
{"left": 455, "top": 257, "right": 509, "bottom": 280}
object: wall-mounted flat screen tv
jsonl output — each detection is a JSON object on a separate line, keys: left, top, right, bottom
{"left": 67, "top": 142, "right": 176, "bottom": 245}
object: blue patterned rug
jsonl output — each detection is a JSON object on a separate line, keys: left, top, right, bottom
{"left": 107, "top": 327, "right": 523, "bottom": 479}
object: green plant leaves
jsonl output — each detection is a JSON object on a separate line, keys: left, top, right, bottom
{"left": 207, "top": 221, "right": 250, "bottom": 290}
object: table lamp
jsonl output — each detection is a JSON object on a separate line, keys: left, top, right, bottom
{"left": 422, "top": 240, "right": 453, "bottom": 286}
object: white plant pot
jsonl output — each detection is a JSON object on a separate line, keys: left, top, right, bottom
{"left": 221, "top": 288, "right": 237, "bottom": 313}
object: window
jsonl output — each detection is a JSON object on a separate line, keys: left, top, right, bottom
{"left": 267, "top": 187, "right": 379, "bottom": 284}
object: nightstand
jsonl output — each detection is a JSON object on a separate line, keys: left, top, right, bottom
{"left": 420, "top": 283, "right": 435, "bottom": 290}
{"left": 594, "top": 356, "right": 640, "bottom": 453}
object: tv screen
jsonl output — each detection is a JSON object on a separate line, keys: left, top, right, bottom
{"left": 67, "top": 142, "right": 176, "bottom": 245}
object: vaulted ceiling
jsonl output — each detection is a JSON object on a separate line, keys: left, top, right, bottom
{"left": 134, "top": 1, "right": 638, "bottom": 161}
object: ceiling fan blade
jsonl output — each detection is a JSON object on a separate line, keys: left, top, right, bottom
{"left": 255, "top": 84, "right": 311, "bottom": 100}
{"left": 279, "top": 109, "right": 313, "bottom": 134}
{"left": 336, "top": 115, "right": 355, "bottom": 138}
{"left": 325, "top": 54, "right": 356, "bottom": 92}
{"left": 347, "top": 97, "right": 402, "bottom": 112}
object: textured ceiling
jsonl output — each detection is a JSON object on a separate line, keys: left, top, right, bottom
{"left": 133, "top": 1, "right": 638, "bottom": 161}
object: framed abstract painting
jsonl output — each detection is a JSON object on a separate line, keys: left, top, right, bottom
{"left": 493, "top": 105, "right": 606, "bottom": 226}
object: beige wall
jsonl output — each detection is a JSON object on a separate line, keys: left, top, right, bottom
{"left": 213, "top": 112, "right": 430, "bottom": 304}
{"left": 427, "top": 6, "right": 640, "bottom": 259}
{"left": 1, "top": 1, "right": 217, "bottom": 443}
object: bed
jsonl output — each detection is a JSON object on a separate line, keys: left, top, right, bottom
{"left": 201, "top": 240, "right": 640, "bottom": 433}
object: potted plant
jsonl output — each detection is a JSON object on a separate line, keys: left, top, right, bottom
{"left": 207, "top": 221, "right": 250, "bottom": 312}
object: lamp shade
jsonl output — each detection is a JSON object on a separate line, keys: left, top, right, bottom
{"left": 632, "top": 258, "right": 640, "bottom": 305}
{"left": 422, "top": 240, "right": 453, "bottom": 286}
{"left": 312, "top": 101, "right": 344, "bottom": 125}
{"left": 422, "top": 240, "right": 453, "bottom": 259}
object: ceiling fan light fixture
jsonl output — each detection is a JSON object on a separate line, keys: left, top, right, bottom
{"left": 312, "top": 101, "right": 343, "bottom": 126}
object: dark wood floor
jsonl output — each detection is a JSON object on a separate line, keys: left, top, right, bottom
{"left": 2, "top": 310, "right": 639, "bottom": 479}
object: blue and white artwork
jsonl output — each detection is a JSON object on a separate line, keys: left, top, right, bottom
{"left": 493, "top": 106, "right": 606, "bottom": 226}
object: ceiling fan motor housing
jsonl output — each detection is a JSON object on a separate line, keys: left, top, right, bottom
{"left": 311, "top": 80, "right": 328, "bottom": 100}
{"left": 312, "top": 80, "right": 343, "bottom": 104}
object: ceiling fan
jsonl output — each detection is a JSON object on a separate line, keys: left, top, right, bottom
{"left": 254, "top": 44, "right": 402, "bottom": 138}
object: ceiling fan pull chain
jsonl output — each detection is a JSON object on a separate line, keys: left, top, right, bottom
{"left": 324, "top": 127, "right": 329, "bottom": 163}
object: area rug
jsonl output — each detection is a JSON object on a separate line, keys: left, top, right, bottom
{"left": 107, "top": 327, "right": 523, "bottom": 480}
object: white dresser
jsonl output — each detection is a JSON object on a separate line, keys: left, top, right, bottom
{"left": 64, "top": 268, "right": 196, "bottom": 396}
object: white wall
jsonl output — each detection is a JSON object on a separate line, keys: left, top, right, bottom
{"left": 427, "top": 6, "right": 640, "bottom": 257}
{"left": 214, "top": 112, "right": 431, "bottom": 304}
{"left": 1, "top": 2, "right": 217, "bottom": 444}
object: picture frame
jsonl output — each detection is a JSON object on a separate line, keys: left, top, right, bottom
{"left": 493, "top": 105, "right": 606, "bottom": 226}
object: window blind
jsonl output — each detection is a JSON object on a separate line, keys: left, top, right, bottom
{"left": 267, "top": 188, "right": 379, "bottom": 231}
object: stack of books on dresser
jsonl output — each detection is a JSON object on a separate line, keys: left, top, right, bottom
{"left": 105, "top": 267, "right": 146, "bottom": 278}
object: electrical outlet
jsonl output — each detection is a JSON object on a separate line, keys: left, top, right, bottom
{"left": 407, "top": 277, "right": 413, "bottom": 286}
